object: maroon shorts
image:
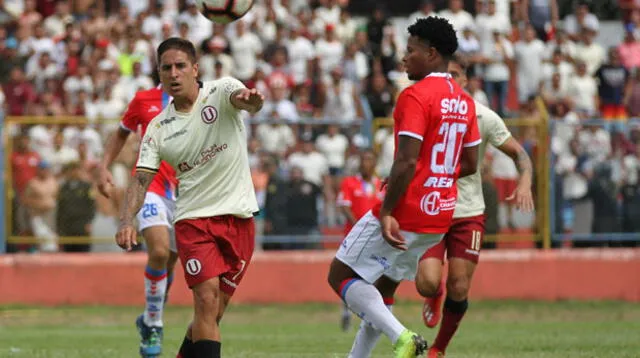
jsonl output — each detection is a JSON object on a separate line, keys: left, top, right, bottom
{"left": 421, "top": 215, "right": 485, "bottom": 264}
{"left": 175, "top": 215, "right": 255, "bottom": 295}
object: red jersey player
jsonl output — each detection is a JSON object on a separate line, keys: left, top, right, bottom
{"left": 98, "top": 86, "right": 178, "bottom": 357}
{"left": 328, "top": 17, "right": 480, "bottom": 358}
{"left": 336, "top": 150, "right": 384, "bottom": 331}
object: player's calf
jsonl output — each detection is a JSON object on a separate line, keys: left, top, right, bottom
{"left": 191, "top": 277, "right": 223, "bottom": 357}
{"left": 445, "top": 258, "right": 476, "bottom": 301}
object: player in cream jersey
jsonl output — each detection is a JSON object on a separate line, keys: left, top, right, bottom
{"left": 138, "top": 78, "right": 259, "bottom": 222}
{"left": 117, "top": 38, "right": 264, "bottom": 358}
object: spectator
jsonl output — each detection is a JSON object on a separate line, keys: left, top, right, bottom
{"left": 475, "top": 0, "right": 510, "bottom": 51}
{"left": 19, "top": 0, "right": 42, "bottom": 38}
{"left": 322, "top": 66, "right": 359, "bottom": 122}
{"left": 22, "top": 160, "right": 59, "bottom": 252}
{"left": 563, "top": 0, "right": 599, "bottom": 42}
{"left": 43, "top": 0, "right": 73, "bottom": 38}
{"left": 286, "top": 23, "right": 316, "bottom": 85}
{"left": 57, "top": 161, "right": 96, "bottom": 252}
{"left": 283, "top": 166, "right": 322, "bottom": 249}
{"left": 177, "top": 0, "right": 211, "bottom": 47}
{"left": 342, "top": 41, "right": 369, "bottom": 85}
{"left": 263, "top": 155, "right": 289, "bottom": 243}
{"left": 3, "top": 67, "right": 37, "bottom": 115}
{"left": 316, "top": 124, "right": 349, "bottom": 176}
{"left": 408, "top": 0, "right": 437, "bottom": 26}
{"left": 482, "top": 26, "right": 513, "bottom": 117}
{"left": 618, "top": 24, "right": 640, "bottom": 70}
{"left": 255, "top": 119, "right": 296, "bottom": 157}
{"left": 567, "top": 61, "right": 598, "bottom": 117}
{"left": 26, "top": 51, "right": 58, "bottom": 93}
{"left": 366, "top": 7, "right": 390, "bottom": 47}
{"left": 230, "top": 19, "right": 262, "bottom": 82}
{"left": 438, "top": 0, "right": 475, "bottom": 37}
{"left": 200, "top": 37, "right": 234, "bottom": 81}
{"left": 596, "top": 47, "right": 631, "bottom": 121}
{"left": 468, "top": 76, "right": 489, "bottom": 106}
{"left": 288, "top": 137, "right": 329, "bottom": 187}
{"left": 315, "top": 23, "right": 344, "bottom": 78}
{"left": 574, "top": 25, "right": 605, "bottom": 76}
{"left": 626, "top": 69, "right": 640, "bottom": 117}
{"left": 335, "top": 8, "right": 357, "bottom": 43}
{"left": 365, "top": 72, "right": 395, "bottom": 118}
{"left": 544, "top": 28, "right": 577, "bottom": 61}
{"left": 519, "top": 0, "right": 559, "bottom": 41}
{"left": 10, "top": 133, "right": 40, "bottom": 241}
{"left": 43, "top": 131, "right": 79, "bottom": 177}
{"left": 515, "top": 25, "right": 546, "bottom": 106}
{"left": 542, "top": 49, "right": 574, "bottom": 90}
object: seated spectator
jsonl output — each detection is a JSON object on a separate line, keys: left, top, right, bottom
{"left": 57, "top": 161, "right": 96, "bottom": 253}
{"left": 257, "top": 81, "right": 299, "bottom": 122}
{"left": 255, "top": 118, "right": 296, "bottom": 157}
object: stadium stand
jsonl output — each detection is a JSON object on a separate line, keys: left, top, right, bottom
{"left": 1, "top": 0, "right": 639, "bottom": 254}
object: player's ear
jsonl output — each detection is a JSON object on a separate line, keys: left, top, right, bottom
{"left": 192, "top": 62, "right": 199, "bottom": 76}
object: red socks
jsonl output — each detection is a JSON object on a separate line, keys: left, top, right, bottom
{"left": 432, "top": 297, "right": 468, "bottom": 352}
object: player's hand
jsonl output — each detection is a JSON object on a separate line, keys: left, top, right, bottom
{"left": 98, "top": 167, "right": 114, "bottom": 198}
{"left": 506, "top": 184, "right": 534, "bottom": 212}
{"left": 235, "top": 88, "right": 264, "bottom": 112}
{"left": 115, "top": 222, "right": 138, "bottom": 251}
{"left": 380, "top": 214, "right": 407, "bottom": 251}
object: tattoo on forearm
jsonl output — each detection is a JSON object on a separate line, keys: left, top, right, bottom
{"left": 120, "top": 171, "right": 154, "bottom": 224}
{"left": 516, "top": 149, "right": 533, "bottom": 178}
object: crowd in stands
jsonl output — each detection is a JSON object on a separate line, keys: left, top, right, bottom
{"left": 2, "top": 0, "right": 639, "bottom": 252}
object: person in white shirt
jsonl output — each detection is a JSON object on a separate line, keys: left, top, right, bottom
{"left": 229, "top": 20, "right": 263, "bottom": 82}
{"left": 315, "top": 24, "right": 345, "bottom": 79}
{"left": 287, "top": 138, "right": 329, "bottom": 187}
{"left": 316, "top": 124, "right": 349, "bottom": 175}
{"left": 563, "top": 1, "right": 599, "bottom": 42}
{"left": 408, "top": 0, "right": 437, "bottom": 27}
{"left": 482, "top": 27, "right": 514, "bottom": 117}
{"left": 574, "top": 26, "right": 605, "bottom": 76}
{"left": 567, "top": 61, "right": 598, "bottom": 116}
{"left": 323, "top": 66, "right": 359, "bottom": 123}
{"left": 257, "top": 82, "right": 299, "bottom": 122}
{"left": 475, "top": 0, "right": 511, "bottom": 51}
{"left": 255, "top": 120, "right": 296, "bottom": 157}
{"left": 116, "top": 38, "right": 264, "bottom": 358}
{"left": 515, "top": 25, "right": 546, "bottom": 104}
{"left": 199, "top": 37, "right": 234, "bottom": 81}
{"left": 286, "top": 24, "right": 316, "bottom": 85}
{"left": 541, "top": 48, "right": 575, "bottom": 88}
{"left": 438, "top": 0, "right": 475, "bottom": 38}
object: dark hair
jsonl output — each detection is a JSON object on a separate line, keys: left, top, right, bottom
{"left": 407, "top": 17, "right": 458, "bottom": 60}
{"left": 157, "top": 37, "right": 197, "bottom": 64}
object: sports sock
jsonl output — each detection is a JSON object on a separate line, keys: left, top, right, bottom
{"left": 193, "top": 340, "right": 221, "bottom": 358}
{"left": 144, "top": 266, "right": 168, "bottom": 327}
{"left": 348, "top": 297, "right": 394, "bottom": 358}
{"left": 432, "top": 297, "right": 468, "bottom": 352}
{"left": 341, "top": 279, "right": 405, "bottom": 343}
{"left": 177, "top": 336, "right": 193, "bottom": 358}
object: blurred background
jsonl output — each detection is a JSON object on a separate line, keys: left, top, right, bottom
{"left": 2, "top": 0, "right": 639, "bottom": 253}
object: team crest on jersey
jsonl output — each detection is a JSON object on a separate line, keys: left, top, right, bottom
{"left": 201, "top": 105, "right": 218, "bottom": 124}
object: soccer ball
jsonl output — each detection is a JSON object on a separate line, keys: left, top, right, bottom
{"left": 195, "top": 0, "right": 255, "bottom": 24}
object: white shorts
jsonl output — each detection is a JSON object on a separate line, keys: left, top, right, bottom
{"left": 136, "top": 192, "right": 177, "bottom": 252}
{"left": 336, "top": 211, "right": 444, "bottom": 283}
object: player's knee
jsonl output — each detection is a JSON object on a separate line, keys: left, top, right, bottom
{"left": 327, "top": 259, "right": 347, "bottom": 293}
{"left": 192, "top": 281, "right": 221, "bottom": 316}
{"left": 147, "top": 243, "right": 170, "bottom": 265}
{"left": 416, "top": 273, "right": 441, "bottom": 298}
{"left": 446, "top": 274, "right": 470, "bottom": 300}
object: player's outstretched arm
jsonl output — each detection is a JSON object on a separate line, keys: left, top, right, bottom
{"left": 379, "top": 135, "right": 422, "bottom": 250}
{"left": 116, "top": 170, "right": 155, "bottom": 251}
{"left": 231, "top": 88, "right": 265, "bottom": 114}
{"left": 498, "top": 138, "right": 535, "bottom": 212}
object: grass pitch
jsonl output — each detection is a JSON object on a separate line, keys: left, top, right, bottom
{"left": 1, "top": 300, "right": 639, "bottom": 357}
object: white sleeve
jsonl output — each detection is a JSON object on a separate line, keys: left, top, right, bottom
{"left": 219, "top": 77, "right": 247, "bottom": 110}
{"left": 136, "top": 130, "right": 161, "bottom": 172}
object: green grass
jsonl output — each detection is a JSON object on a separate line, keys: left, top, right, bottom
{"left": 1, "top": 301, "right": 639, "bottom": 357}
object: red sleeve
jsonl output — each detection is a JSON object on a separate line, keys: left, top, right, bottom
{"left": 120, "top": 94, "right": 141, "bottom": 132}
{"left": 463, "top": 99, "right": 481, "bottom": 147}
{"left": 394, "top": 88, "right": 427, "bottom": 141}
{"left": 336, "top": 178, "right": 353, "bottom": 207}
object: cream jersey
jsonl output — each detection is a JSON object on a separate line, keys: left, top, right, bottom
{"left": 453, "top": 101, "right": 512, "bottom": 218}
{"left": 137, "top": 78, "right": 259, "bottom": 222}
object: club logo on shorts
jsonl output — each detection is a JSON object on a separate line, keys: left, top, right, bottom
{"left": 201, "top": 105, "right": 218, "bottom": 124}
{"left": 185, "top": 258, "right": 202, "bottom": 276}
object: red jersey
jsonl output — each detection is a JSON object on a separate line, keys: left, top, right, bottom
{"left": 337, "top": 175, "right": 384, "bottom": 235}
{"left": 120, "top": 88, "right": 177, "bottom": 199}
{"left": 372, "top": 73, "right": 481, "bottom": 234}
{"left": 11, "top": 151, "right": 40, "bottom": 195}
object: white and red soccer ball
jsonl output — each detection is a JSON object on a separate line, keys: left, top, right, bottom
{"left": 195, "top": 0, "right": 254, "bottom": 25}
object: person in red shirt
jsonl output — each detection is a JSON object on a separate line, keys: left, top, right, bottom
{"left": 3, "top": 67, "right": 37, "bottom": 116}
{"left": 98, "top": 86, "right": 177, "bottom": 357}
{"left": 336, "top": 150, "right": 384, "bottom": 331}
{"left": 10, "top": 133, "right": 40, "bottom": 250}
{"left": 327, "top": 17, "right": 480, "bottom": 357}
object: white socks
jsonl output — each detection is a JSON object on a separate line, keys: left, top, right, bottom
{"left": 348, "top": 303, "right": 392, "bottom": 358}
{"left": 342, "top": 279, "right": 405, "bottom": 344}
{"left": 143, "top": 266, "right": 167, "bottom": 327}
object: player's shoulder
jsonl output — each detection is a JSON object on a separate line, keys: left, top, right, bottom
{"left": 145, "top": 106, "right": 173, "bottom": 137}
{"left": 207, "top": 77, "right": 246, "bottom": 94}
{"left": 474, "top": 100, "right": 502, "bottom": 124}
{"left": 133, "top": 87, "right": 163, "bottom": 101}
